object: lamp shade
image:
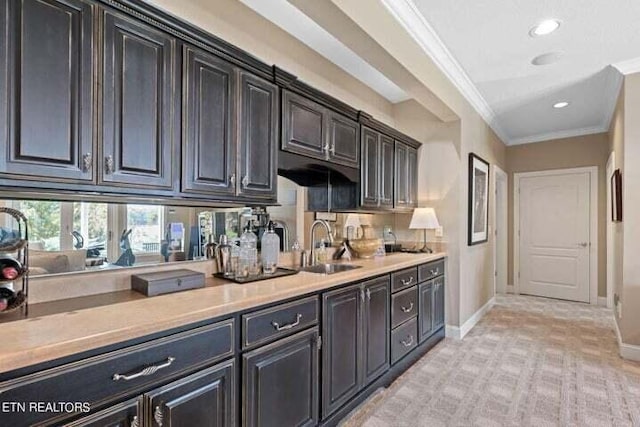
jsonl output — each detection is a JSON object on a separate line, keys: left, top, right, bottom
{"left": 409, "top": 207, "right": 440, "bottom": 230}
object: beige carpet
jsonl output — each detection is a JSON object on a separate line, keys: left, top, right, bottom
{"left": 342, "top": 294, "right": 640, "bottom": 427}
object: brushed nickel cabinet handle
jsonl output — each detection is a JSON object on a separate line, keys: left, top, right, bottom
{"left": 131, "top": 415, "right": 140, "bottom": 427}
{"left": 82, "top": 153, "right": 92, "bottom": 172}
{"left": 401, "top": 277, "right": 414, "bottom": 286}
{"left": 104, "top": 155, "right": 114, "bottom": 175}
{"left": 112, "top": 357, "right": 175, "bottom": 381}
{"left": 366, "top": 288, "right": 371, "bottom": 300}
{"left": 271, "top": 313, "right": 302, "bottom": 331}
{"left": 230, "top": 173, "right": 236, "bottom": 187}
{"left": 430, "top": 268, "right": 440, "bottom": 276}
{"left": 401, "top": 302, "right": 414, "bottom": 313}
{"left": 360, "top": 288, "right": 365, "bottom": 302}
{"left": 154, "top": 405, "right": 164, "bottom": 426}
{"left": 241, "top": 175, "right": 249, "bottom": 188}
{"left": 401, "top": 335, "right": 414, "bottom": 347}
{"left": 329, "top": 144, "right": 336, "bottom": 155}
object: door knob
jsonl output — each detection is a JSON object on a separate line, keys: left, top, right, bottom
{"left": 578, "top": 242, "right": 589, "bottom": 248}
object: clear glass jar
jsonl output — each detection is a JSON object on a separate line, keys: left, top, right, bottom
{"left": 238, "top": 226, "right": 258, "bottom": 277}
{"left": 261, "top": 221, "right": 280, "bottom": 274}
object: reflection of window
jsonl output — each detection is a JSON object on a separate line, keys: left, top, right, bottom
{"left": 126, "top": 205, "right": 164, "bottom": 254}
{"left": 73, "top": 202, "right": 108, "bottom": 255}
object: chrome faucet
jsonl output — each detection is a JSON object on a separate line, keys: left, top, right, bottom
{"left": 310, "top": 219, "right": 334, "bottom": 265}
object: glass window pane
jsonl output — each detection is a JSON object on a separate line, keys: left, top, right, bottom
{"left": 127, "top": 205, "right": 163, "bottom": 253}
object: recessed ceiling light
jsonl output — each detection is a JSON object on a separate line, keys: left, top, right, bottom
{"left": 529, "top": 19, "right": 561, "bottom": 37}
{"left": 531, "top": 52, "right": 563, "bottom": 66}
{"left": 553, "top": 101, "right": 570, "bottom": 109}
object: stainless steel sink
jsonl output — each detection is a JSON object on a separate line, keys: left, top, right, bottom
{"left": 300, "top": 264, "right": 362, "bottom": 275}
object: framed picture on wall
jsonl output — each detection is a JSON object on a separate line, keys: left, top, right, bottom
{"left": 468, "top": 153, "right": 490, "bottom": 245}
{"left": 611, "top": 169, "right": 622, "bottom": 222}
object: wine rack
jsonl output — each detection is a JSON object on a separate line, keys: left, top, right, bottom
{"left": 0, "top": 207, "right": 29, "bottom": 315}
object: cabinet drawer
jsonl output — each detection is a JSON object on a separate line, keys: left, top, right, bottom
{"left": 242, "top": 296, "right": 319, "bottom": 349}
{"left": 391, "top": 267, "right": 418, "bottom": 293}
{"left": 391, "top": 318, "right": 418, "bottom": 364}
{"left": 418, "top": 259, "right": 444, "bottom": 283}
{"left": 391, "top": 286, "right": 418, "bottom": 328}
{"left": 0, "top": 320, "right": 234, "bottom": 427}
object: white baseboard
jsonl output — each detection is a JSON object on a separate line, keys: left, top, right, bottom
{"left": 506, "top": 284, "right": 514, "bottom": 294}
{"left": 614, "top": 317, "right": 640, "bottom": 362}
{"left": 445, "top": 297, "right": 495, "bottom": 340}
{"left": 598, "top": 297, "right": 608, "bottom": 307}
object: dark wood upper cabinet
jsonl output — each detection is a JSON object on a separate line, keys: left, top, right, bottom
{"left": 327, "top": 112, "right": 359, "bottom": 168}
{"left": 238, "top": 72, "right": 278, "bottom": 201}
{"left": 361, "top": 126, "right": 393, "bottom": 210}
{"left": 395, "top": 140, "right": 418, "bottom": 210}
{"left": 146, "top": 361, "right": 235, "bottom": 427}
{"left": 282, "top": 89, "right": 326, "bottom": 160}
{"left": 360, "top": 127, "right": 379, "bottom": 209}
{"left": 243, "top": 328, "right": 319, "bottom": 427}
{"left": 0, "top": 0, "right": 95, "bottom": 182}
{"left": 362, "top": 277, "right": 390, "bottom": 385}
{"left": 181, "top": 45, "right": 236, "bottom": 197}
{"left": 101, "top": 10, "right": 177, "bottom": 190}
{"left": 322, "top": 284, "right": 361, "bottom": 419}
{"left": 379, "top": 134, "right": 394, "bottom": 209}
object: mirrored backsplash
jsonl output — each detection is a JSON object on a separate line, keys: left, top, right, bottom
{"left": 0, "top": 178, "right": 300, "bottom": 278}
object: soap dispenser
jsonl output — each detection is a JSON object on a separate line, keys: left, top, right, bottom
{"left": 261, "top": 221, "right": 280, "bottom": 274}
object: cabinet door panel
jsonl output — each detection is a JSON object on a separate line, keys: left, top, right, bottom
{"left": 418, "top": 282, "right": 434, "bottom": 343}
{"left": 64, "top": 399, "right": 140, "bottom": 427}
{"left": 102, "top": 11, "right": 176, "bottom": 189}
{"left": 238, "top": 72, "right": 278, "bottom": 200}
{"left": 243, "top": 328, "right": 319, "bottom": 427}
{"left": 282, "top": 90, "right": 326, "bottom": 160}
{"left": 379, "top": 134, "right": 394, "bottom": 209}
{"left": 407, "top": 146, "right": 418, "bottom": 208}
{"left": 147, "top": 360, "right": 235, "bottom": 427}
{"left": 433, "top": 276, "right": 445, "bottom": 329}
{"left": 328, "top": 113, "right": 359, "bottom": 168}
{"left": 360, "top": 127, "right": 379, "bottom": 208}
{"left": 322, "top": 284, "right": 361, "bottom": 419}
{"left": 394, "top": 142, "right": 409, "bottom": 208}
{"left": 0, "top": 0, "right": 94, "bottom": 181}
{"left": 182, "top": 46, "right": 236, "bottom": 196}
{"left": 362, "top": 277, "right": 390, "bottom": 385}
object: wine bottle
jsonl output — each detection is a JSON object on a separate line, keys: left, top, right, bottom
{"left": 0, "top": 255, "right": 22, "bottom": 281}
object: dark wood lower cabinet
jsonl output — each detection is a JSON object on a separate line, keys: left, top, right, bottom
{"left": 64, "top": 399, "right": 141, "bottom": 427}
{"left": 362, "top": 277, "right": 390, "bottom": 385}
{"left": 418, "top": 281, "right": 434, "bottom": 343}
{"left": 243, "top": 328, "right": 320, "bottom": 427}
{"left": 433, "top": 276, "right": 445, "bottom": 329}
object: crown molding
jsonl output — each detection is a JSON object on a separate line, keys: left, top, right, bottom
{"left": 600, "top": 67, "right": 624, "bottom": 132}
{"left": 380, "top": 0, "right": 511, "bottom": 145}
{"left": 508, "top": 125, "right": 607, "bottom": 146}
{"left": 612, "top": 57, "right": 640, "bottom": 75}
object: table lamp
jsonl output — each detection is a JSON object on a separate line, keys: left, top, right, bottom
{"left": 409, "top": 207, "right": 440, "bottom": 253}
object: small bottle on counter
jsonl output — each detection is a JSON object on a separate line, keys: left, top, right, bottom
{"left": 316, "top": 239, "right": 328, "bottom": 264}
{"left": 291, "top": 238, "right": 302, "bottom": 268}
{"left": 261, "top": 221, "right": 280, "bottom": 274}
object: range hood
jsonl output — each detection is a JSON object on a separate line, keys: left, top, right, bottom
{"left": 277, "top": 150, "right": 359, "bottom": 186}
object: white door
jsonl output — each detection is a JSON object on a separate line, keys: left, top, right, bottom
{"left": 518, "top": 171, "right": 591, "bottom": 302}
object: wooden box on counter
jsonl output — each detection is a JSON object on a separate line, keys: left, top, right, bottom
{"left": 131, "top": 269, "right": 205, "bottom": 297}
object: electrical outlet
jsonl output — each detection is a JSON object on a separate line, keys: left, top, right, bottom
{"left": 435, "top": 226, "right": 444, "bottom": 238}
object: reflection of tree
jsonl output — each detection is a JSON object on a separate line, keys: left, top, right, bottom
{"left": 19, "top": 201, "right": 61, "bottom": 250}
{"left": 73, "top": 203, "right": 108, "bottom": 242}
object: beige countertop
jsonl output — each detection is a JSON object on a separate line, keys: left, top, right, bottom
{"left": 0, "top": 253, "right": 445, "bottom": 374}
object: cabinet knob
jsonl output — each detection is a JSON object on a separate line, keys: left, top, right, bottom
{"left": 104, "top": 155, "right": 114, "bottom": 175}
{"left": 241, "top": 175, "right": 249, "bottom": 188}
{"left": 366, "top": 288, "right": 371, "bottom": 300}
{"left": 131, "top": 415, "right": 140, "bottom": 427}
{"left": 329, "top": 144, "right": 336, "bottom": 155}
{"left": 82, "top": 153, "right": 92, "bottom": 172}
{"left": 230, "top": 174, "right": 236, "bottom": 187}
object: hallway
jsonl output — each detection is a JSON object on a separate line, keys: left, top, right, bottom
{"left": 343, "top": 295, "right": 640, "bottom": 427}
